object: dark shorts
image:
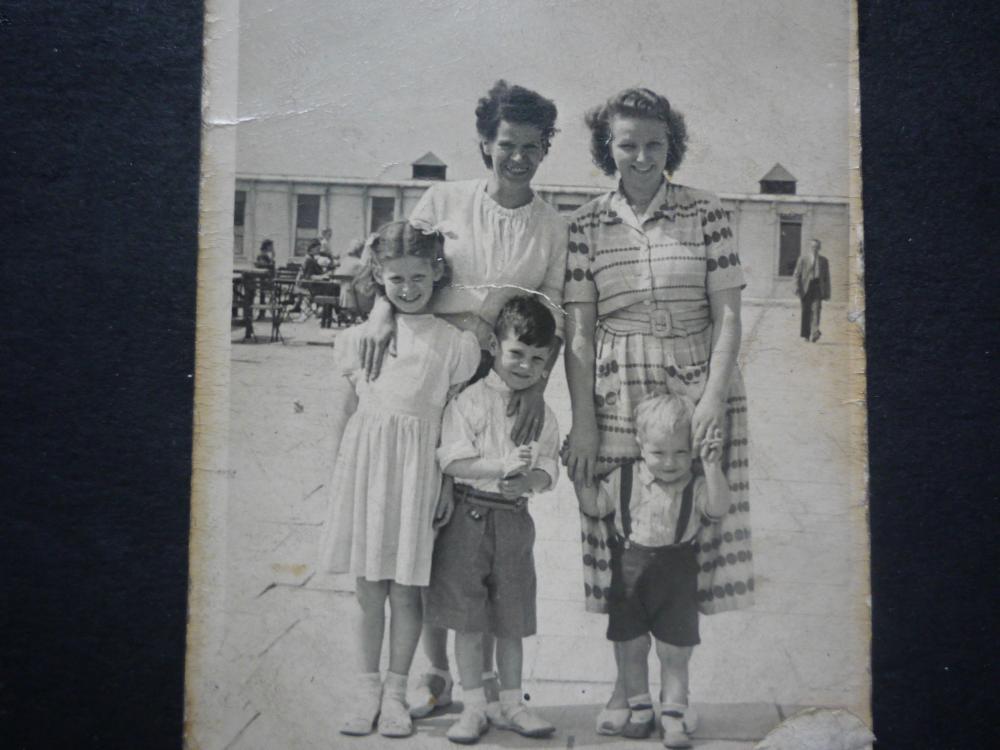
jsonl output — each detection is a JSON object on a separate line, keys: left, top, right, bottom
{"left": 424, "top": 490, "right": 536, "bottom": 639}
{"left": 606, "top": 539, "right": 700, "bottom": 647}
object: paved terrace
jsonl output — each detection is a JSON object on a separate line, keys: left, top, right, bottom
{"left": 205, "top": 301, "right": 868, "bottom": 749}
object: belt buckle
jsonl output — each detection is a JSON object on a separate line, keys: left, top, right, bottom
{"left": 650, "top": 308, "right": 672, "bottom": 337}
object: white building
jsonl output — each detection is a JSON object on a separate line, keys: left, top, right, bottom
{"left": 233, "top": 158, "right": 848, "bottom": 302}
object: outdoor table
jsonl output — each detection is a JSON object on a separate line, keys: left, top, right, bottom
{"left": 234, "top": 267, "right": 273, "bottom": 341}
{"left": 300, "top": 278, "right": 341, "bottom": 328}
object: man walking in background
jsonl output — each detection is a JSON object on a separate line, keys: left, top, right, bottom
{"left": 793, "top": 238, "right": 831, "bottom": 342}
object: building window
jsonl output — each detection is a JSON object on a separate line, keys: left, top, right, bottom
{"left": 778, "top": 216, "right": 803, "bottom": 276}
{"left": 294, "top": 194, "right": 321, "bottom": 256}
{"left": 413, "top": 164, "right": 446, "bottom": 180}
{"left": 370, "top": 196, "right": 395, "bottom": 233}
{"left": 233, "top": 190, "right": 246, "bottom": 257}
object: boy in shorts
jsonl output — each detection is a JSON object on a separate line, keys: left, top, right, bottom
{"left": 425, "top": 295, "right": 560, "bottom": 744}
{"left": 577, "top": 393, "right": 729, "bottom": 748}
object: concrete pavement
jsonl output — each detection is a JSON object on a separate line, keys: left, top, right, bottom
{"left": 205, "top": 301, "right": 868, "bottom": 749}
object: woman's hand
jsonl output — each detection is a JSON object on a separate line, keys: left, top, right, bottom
{"left": 357, "top": 297, "right": 396, "bottom": 381}
{"left": 507, "top": 381, "right": 546, "bottom": 445}
{"left": 692, "top": 396, "right": 727, "bottom": 452}
{"left": 562, "top": 420, "right": 599, "bottom": 486}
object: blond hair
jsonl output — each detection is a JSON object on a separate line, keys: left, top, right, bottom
{"left": 633, "top": 392, "right": 695, "bottom": 441}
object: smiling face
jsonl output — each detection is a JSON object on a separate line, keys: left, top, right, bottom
{"left": 492, "top": 331, "right": 550, "bottom": 391}
{"left": 373, "top": 254, "right": 441, "bottom": 315}
{"left": 482, "top": 120, "right": 546, "bottom": 191}
{"left": 609, "top": 115, "right": 669, "bottom": 199}
{"left": 638, "top": 425, "right": 693, "bottom": 485}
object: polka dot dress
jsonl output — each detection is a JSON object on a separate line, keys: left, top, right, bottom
{"left": 565, "top": 182, "right": 754, "bottom": 615}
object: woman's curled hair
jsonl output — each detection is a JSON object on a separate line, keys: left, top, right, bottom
{"left": 585, "top": 87, "right": 688, "bottom": 177}
{"left": 475, "top": 80, "right": 558, "bottom": 167}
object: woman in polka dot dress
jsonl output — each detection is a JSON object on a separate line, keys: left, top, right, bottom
{"left": 561, "top": 87, "right": 754, "bottom": 737}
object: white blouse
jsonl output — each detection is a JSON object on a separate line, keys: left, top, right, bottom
{"left": 410, "top": 179, "right": 567, "bottom": 342}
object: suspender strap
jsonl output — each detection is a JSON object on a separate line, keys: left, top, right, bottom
{"left": 618, "top": 464, "right": 696, "bottom": 546}
{"left": 673, "top": 475, "right": 696, "bottom": 545}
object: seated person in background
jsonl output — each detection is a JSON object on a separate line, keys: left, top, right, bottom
{"left": 301, "top": 240, "right": 328, "bottom": 279}
{"left": 254, "top": 238, "right": 276, "bottom": 270}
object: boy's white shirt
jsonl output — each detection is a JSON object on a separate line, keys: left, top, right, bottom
{"left": 596, "top": 463, "right": 715, "bottom": 547}
{"left": 437, "top": 370, "right": 560, "bottom": 496}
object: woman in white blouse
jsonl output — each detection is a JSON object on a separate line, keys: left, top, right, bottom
{"left": 355, "top": 79, "right": 567, "bottom": 722}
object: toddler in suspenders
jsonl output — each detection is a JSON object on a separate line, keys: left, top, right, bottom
{"left": 577, "top": 392, "right": 730, "bottom": 748}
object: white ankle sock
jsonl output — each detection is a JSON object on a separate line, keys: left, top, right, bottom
{"left": 383, "top": 671, "right": 407, "bottom": 701}
{"left": 500, "top": 688, "right": 521, "bottom": 707}
{"left": 463, "top": 687, "right": 486, "bottom": 707}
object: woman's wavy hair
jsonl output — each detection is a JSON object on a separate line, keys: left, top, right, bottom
{"left": 585, "top": 87, "right": 688, "bottom": 177}
{"left": 475, "top": 80, "right": 558, "bottom": 168}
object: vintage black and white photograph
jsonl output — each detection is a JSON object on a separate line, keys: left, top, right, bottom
{"left": 187, "top": 1, "right": 868, "bottom": 747}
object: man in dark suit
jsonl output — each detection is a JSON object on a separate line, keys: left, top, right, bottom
{"left": 792, "top": 238, "right": 831, "bottom": 342}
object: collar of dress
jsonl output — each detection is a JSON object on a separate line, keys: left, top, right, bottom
{"left": 601, "top": 179, "right": 672, "bottom": 226}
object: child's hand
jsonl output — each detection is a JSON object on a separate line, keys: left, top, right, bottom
{"left": 433, "top": 481, "right": 455, "bottom": 529}
{"left": 502, "top": 445, "right": 534, "bottom": 478}
{"left": 498, "top": 473, "right": 533, "bottom": 499}
{"left": 700, "top": 427, "right": 724, "bottom": 464}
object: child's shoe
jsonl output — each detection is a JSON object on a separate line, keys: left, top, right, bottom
{"left": 622, "top": 693, "right": 656, "bottom": 739}
{"left": 595, "top": 705, "right": 631, "bottom": 735}
{"left": 409, "top": 668, "right": 453, "bottom": 718}
{"left": 446, "top": 705, "right": 489, "bottom": 744}
{"left": 660, "top": 703, "right": 697, "bottom": 748}
{"left": 488, "top": 701, "right": 555, "bottom": 738}
{"left": 339, "top": 672, "right": 382, "bottom": 736}
{"left": 378, "top": 671, "right": 413, "bottom": 738}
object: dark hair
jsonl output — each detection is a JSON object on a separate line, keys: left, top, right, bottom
{"left": 494, "top": 295, "right": 556, "bottom": 348}
{"left": 260, "top": 239, "right": 274, "bottom": 252}
{"left": 585, "top": 87, "right": 688, "bottom": 176}
{"left": 368, "top": 220, "right": 451, "bottom": 292}
{"left": 475, "top": 80, "right": 558, "bottom": 168}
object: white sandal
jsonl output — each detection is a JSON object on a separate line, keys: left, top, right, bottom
{"left": 340, "top": 674, "right": 382, "bottom": 736}
{"left": 378, "top": 693, "right": 413, "bottom": 738}
{"left": 660, "top": 703, "right": 697, "bottom": 748}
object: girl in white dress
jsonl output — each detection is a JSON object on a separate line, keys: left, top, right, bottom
{"left": 319, "top": 221, "right": 480, "bottom": 738}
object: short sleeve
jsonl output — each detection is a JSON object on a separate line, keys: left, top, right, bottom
{"left": 532, "top": 406, "right": 561, "bottom": 490}
{"left": 409, "top": 182, "right": 441, "bottom": 228}
{"left": 449, "top": 329, "right": 482, "bottom": 386}
{"left": 437, "top": 389, "right": 483, "bottom": 470}
{"left": 702, "top": 194, "right": 746, "bottom": 294}
{"left": 562, "top": 216, "right": 598, "bottom": 304}
{"left": 537, "top": 213, "right": 569, "bottom": 339}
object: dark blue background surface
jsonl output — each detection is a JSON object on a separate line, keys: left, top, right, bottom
{"left": 1, "top": 1, "right": 996, "bottom": 747}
